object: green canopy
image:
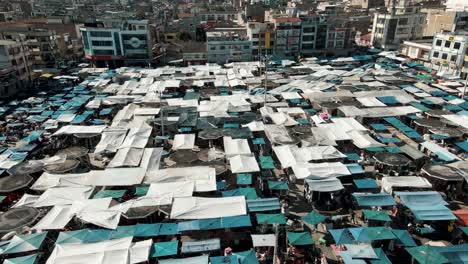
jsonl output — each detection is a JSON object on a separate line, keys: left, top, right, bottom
{"left": 152, "top": 241, "right": 179, "bottom": 258}
{"left": 234, "top": 249, "right": 260, "bottom": 264}
{"left": 267, "top": 181, "right": 289, "bottom": 190}
{"left": 237, "top": 174, "right": 252, "bottom": 185}
{"left": 363, "top": 210, "right": 391, "bottom": 222}
{"left": 256, "top": 213, "right": 286, "bottom": 225}
{"left": 3, "top": 232, "right": 48, "bottom": 254}
{"left": 303, "top": 211, "right": 328, "bottom": 225}
{"left": 93, "top": 189, "right": 126, "bottom": 199}
{"left": 4, "top": 254, "right": 38, "bottom": 264}
{"left": 287, "top": 231, "right": 314, "bottom": 246}
{"left": 406, "top": 245, "right": 449, "bottom": 264}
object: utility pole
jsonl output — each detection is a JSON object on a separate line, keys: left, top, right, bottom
{"left": 463, "top": 72, "right": 467, "bottom": 98}
{"left": 264, "top": 54, "right": 268, "bottom": 106}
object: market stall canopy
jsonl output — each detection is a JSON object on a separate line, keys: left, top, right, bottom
{"left": 170, "top": 196, "right": 247, "bottom": 219}
{"left": 381, "top": 176, "right": 432, "bottom": 193}
{"left": 0, "top": 207, "right": 40, "bottom": 233}
{"left": 0, "top": 174, "right": 33, "bottom": 192}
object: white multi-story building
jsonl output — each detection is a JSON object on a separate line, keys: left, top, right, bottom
{"left": 0, "top": 40, "right": 33, "bottom": 97}
{"left": 430, "top": 32, "right": 468, "bottom": 76}
{"left": 80, "top": 20, "right": 152, "bottom": 67}
{"left": 246, "top": 22, "right": 275, "bottom": 60}
{"left": 371, "top": 6, "right": 426, "bottom": 50}
{"left": 206, "top": 30, "right": 252, "bottom": 63}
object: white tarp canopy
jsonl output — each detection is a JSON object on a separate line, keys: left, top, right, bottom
{"left": 134, "top": 108, "right": 160, "bottom": 116}
{"left": 140, "top": 148, "right": 163, "bottom": 176}
{"left": 144, "top": 166, "right": 216, "bottom": 192}
{"left": 53, "top": 125, "right": 107, "bottom": 136}
{"left": 264, "top": 124, "right": 296, "bottom": 145}
{"left": 347, "top": 130, "right": 384, "bottom": 149}
{"left": 33, "top": 187, "right": 94, "bottom": 207}
{"left": 273, "top": 145, "right": 346, "bottom": 168}
{"left": 170, "top": 196, "right": 247, "bottom": 219}
{"left": 119, "top": 124, "right": 152, "bottom": 149}
{"left": 313, "top": 124, "right": 351, "bottom": 142}
{"left": 108, "top": 148, "right": 144, "bottom": 168}
{"left": 229, "top": 155, "right": 260, "bottom": 173}
{"left": 172, "top": 134, "right": 196, "bottom": 150}
{"left": 251, "top": 234, "right": 276, "bottom": 247}
{"left": 145, "top": 181, "right": 194, "bottom": 205}
{"left": 94, "top": 128, "right": 128, "bottom": 154}
{"left": 33, "top": 205, "right": 74, "bottom": 230}
{"left": 441, "top": 114, "right": 468, "bottom": 129}
{"left": 32, "top": 168, "right": 146, "bottom": 190}
{"left": 159, "top": 256, "right": 209, "bottom": 264}
{"left": 420, "top": 141, "right": 461, "bottom": 161}
{"left": 57, "top": 114, "right": 76, "bottom": 123}
{"left": 11, "top": 194, "right": 40, "bottom": 208}
{"left": 242, "top": 121, "right": 265, "bottom": 131}
{"left": 292, "top": 162, "right": 350, "bottom": 180}
{"left": 281, "top": 92, "right": 302, "bottom": 99}
{"left": 381, "top": 176, "right": 432, "bottom": 193}
{"left": 331, "top": 118, "right": 368, "bottom": 132}
{"left": 339, "top": 106, "right": 421, "bottom": 118}
{"left": 181, "top": 239, "right": 220, "bottom": 253}
{"left": 46, "top": 237, "right": 149, "bottom": 264}
{"left": 305, "top": 178, "right": 344, "bottom": 192}
{"left": 356, "top": 97, "right": 386, "bottom": 107}
{"left": 223, "top": 136, "right": 252, "bottom": 157}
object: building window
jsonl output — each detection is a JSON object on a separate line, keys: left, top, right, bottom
{"left": 303, "top": 27, "right": 315, "bottom": 33}
{"left": 89, "top": 31, "right": 112, "bottom": 38}
{"left": 91, "top": 41, "right": 113, "bottom": 46}
{"left": 441, "top": 53, "right": 448, "bottom": 60}
{"left": 220, "top": 46, "right": 225, "bottom": 50}
{"left": 398, "top": 18, "right": 408, "bottom": 25}
{"left": 93, "top": 50, "right": 114, "bottom": 55}
{"left": 243, "top": 45, "right": 250, "bottom": 49}
{"left": 210, "top": 46, "right": 216, "bottom": 50}
{"left": 454, "top": 42, "right": 461, "bottom": 49}
{"left": 252, "top": 34, "right": 259, "bottom": 38}
{"left": 302, "top": 35, "right": 314, "bottom": 41}
{"left": 444, "top": 41, "right": 451, "bottom": 48}
{"left": 451, "top": 55, "right": 457, "bottom": 62}
{"left": 436, "top": 39, "right": 442, "bottom": 46}
{"left": 432, "top": 51, "right": 439, "bottom": 58}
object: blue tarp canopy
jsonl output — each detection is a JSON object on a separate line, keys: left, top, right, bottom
{"left": 256, "top": 213, "right": 286, "bottom": 225}
{"left": 346, "top": 164, "right": 364, "bottom": 174}
{"left": 395, "top": 191, "right": 456, "bottom": 220}
{"left": 3, "top": 232, "right": 48, "bottom": 254}
{"left": 329, "top": 228, "right": 354, "bottom": 245}
{"left": 267, "top": 180, "right": 289, "bottom": 190}
{"left": 21, "top": 131, "right": 44, "bottom": 143}
{"left": 247, "top": 198, "right": 280, "bottom": 212}
{"left": 352, "top": 193, "right": 395, "bottom": 207}
{"left": 391, "top": 229, "right": 417, "bottom": 246}
{"left": 433, "top": 244, "right": 468, "bottom": 264}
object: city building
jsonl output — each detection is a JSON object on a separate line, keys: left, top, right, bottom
{"left": 400, "top": 39, "right": 432, "bottom": 62}
{"left": 0, "top": 22, "right": 58, "bottom": 69}
{"left": 0, "top": 39, "right": 33, "bottom": 97}
{"left": 206, "top": 30, "right": 252, "bottom": 63}
{"left": 429, "top": 32, "right": 468, "bottom": 76}
{"left": 423, "top": 9, "right": 457, "bottom": 37}
{"left": 273, "top": 17, "right": 301, "bottom": 59}
{"left": 454, "top": 12, "right": 468, "bottom": 32}
{"left": 371, "top": 5, "right": 426, "bottom": 50}
{"left": 246, "top": 22, "right": 275, "bottom": 60}
{"left": 299, "top": 13, "right": 318, "bottom": 56}
{"left": 80, "top": 20, "right": 153, "bottom": 67}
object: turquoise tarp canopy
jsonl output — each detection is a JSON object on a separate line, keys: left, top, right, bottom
{"left": 256, "top": 213, "right": 286, "bottom": 225}
{"left": 3, "top": 232, "right": 48, "bottom": 254}
{"left": 223, "top": 187, "right": 258, "bottom": 199}
{"left": 345, "top": 153, "right": 361, "bottom": 161}
{"left": 234, "top": 249, "right": 260, "bottom": 264}
{"left": 151, "top": 241, "right": 179, "bottom": 258}
{"left": 406, "top": 245, "right": 448, "bottom": 264}
{"left": 110, "top": 225, "right": 135, "bottom": 239}
{"left": 210, "top": 255, "right": 238, "bottom": 264}
{"left": 56, "top": 229, "right": 90, "bottom": 244}
{"left": 353, "top": 179, "right": 378, "bottom": 189}
{"left": 267, "top": 180, "right": 289, "bottom": 190}
{"left": 287, "top": 231, "right": 314, "bottom": 245}
{"left": 348, "top": 227, "right": 396, "bottom": 242}
{"left": 237, "top": 174, "right": 252, "bottom": 185}
{"left": 353, "top": 193, "right": 396, "bottom": 207}
{"left": 391, "top": 229, "right": 417, "bottom": 247}
{"left": 93, "top": 189, "right": 126, "bottom": 199}
{"left": 247, "top": 198, "right": 280, "bottom": 212}
{"left": 135, "top": 185, "right": 149, "bottom": 196}
{"left": 433, "top": 244, "right": 468, "bottom": 264}
{"left": 370, "top": 248, "right": 392, "bottom": 264}
{"left": 303, "top": 210, "right": 327, "bottom": 225}
{"left": 159, "top": 223, "right": 179, "bottom": 235}
{"left": 363, "top": 210, "right": 391, "bottom": 222}
{"left": 4, "top": 254, "right": 38, "bottom": 264}
{"left": 135, "top": 223, "right": 161, "bottom": 237}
